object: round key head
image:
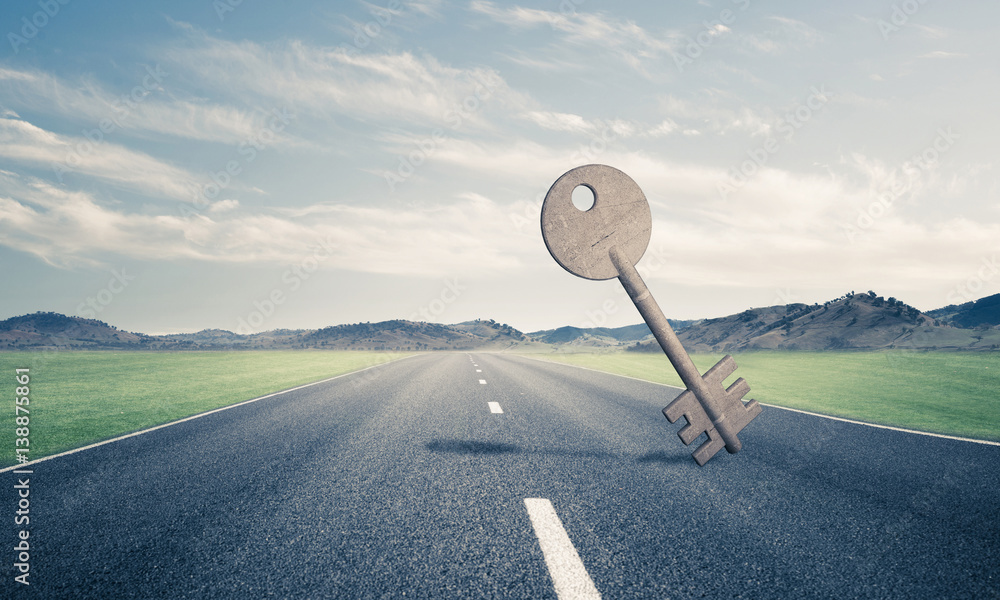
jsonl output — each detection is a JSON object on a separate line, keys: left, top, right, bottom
{"left": 541, "top": 164, "right": 651, "bottom": 280}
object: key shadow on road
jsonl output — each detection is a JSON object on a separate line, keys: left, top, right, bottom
{"left": 425, "top": 438, "right": 690, "bottom": 464}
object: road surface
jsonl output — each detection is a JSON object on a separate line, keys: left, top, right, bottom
{"left": 4, "top": 352, "right": 998, "bottom": 598}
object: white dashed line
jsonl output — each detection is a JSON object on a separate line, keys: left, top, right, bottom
{"left": 479, "top": 379, "right": 487, "bottom": 384}
{"left": 488, "top": 402, "right": 504, "bottom": 414}
{"left": 476, "top": 369, "right": 482, "bottom": 372}
{"left": 524, "top": 498, "right": 601, "bottom": 600}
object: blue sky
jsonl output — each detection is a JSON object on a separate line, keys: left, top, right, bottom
{"left": 1, "top": 0, "right": 998, "bottom": 333}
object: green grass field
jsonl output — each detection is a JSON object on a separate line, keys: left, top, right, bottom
{"left": 0, "top": 351, "right": 411, "bottom": 467}
{"left": 532, "top": 350, "right": 1000, "bottom": 442}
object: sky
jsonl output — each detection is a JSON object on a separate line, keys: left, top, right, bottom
{"left": 1, "top": 0, "right": 998, "bottom": 334}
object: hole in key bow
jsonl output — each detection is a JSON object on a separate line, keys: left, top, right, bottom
{"left": 571, "top": 184, "right": 596, "bottom": 211}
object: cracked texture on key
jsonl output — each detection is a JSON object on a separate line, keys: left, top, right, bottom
{"left": 541, "top": 164, "right": 651, "bottom": 281}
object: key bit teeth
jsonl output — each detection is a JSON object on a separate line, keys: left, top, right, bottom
{"left": 664, "top": 390, "right": 714, "bottom": 447}
{"left": 663, "top": 390, "right": 704, "bottom": 427}
{"left": 704, "top": 354, "right": 738, "bottom": 386}
{"left": 662, "top": 390, "right": 692, "bottom": 424}
{"left": 677, "top": 422, "right": 701, "bottom": 446}
{"left": 692, "top": 430, "right": 725, "bottom": 466}
{"left": 725, "top": 377, "right": 751, "bottom": 402}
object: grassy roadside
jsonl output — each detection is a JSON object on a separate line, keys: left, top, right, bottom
{"left": 528, "top": 350, "right": 1000, "bottom": 442}
{"left": 0, "top": 350, "right": 412, "bottom": 467}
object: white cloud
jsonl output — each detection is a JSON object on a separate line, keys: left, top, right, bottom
{"left": 0, "top": 170, "right": 530, "bottom": 276}
{"left": 0, "top": 116, "right": 199, "bottom": 201}
{"left": 657, "top": 95, "right": 772, "bottom": 136}
{"left": 500, "top": 52, "right": 586, "bottom": 72}
{"left": 209, "top": 199, "right": 240, "bottom": 213}
{"left": 918, "top": 51, "right": 968, "bottom": 59}
{"left": 468, "top": 1, "right": 675, "bottom": 76}
{"left": 468, "top": 1, "right": 562, "bottom": 27}
{"left": 0, "top": 66, "right": 277, "bottom": 145}
{"left": 644, "top": 119, "right": 679, "bottom": 138}
{"left": 164, "top": 36, "right": 529, "bottom": 133}
{"left": 912, "top": 24, "right": 950, "bottom": 39}
{"left": 414, "top": 134, "right": 1000, "bottom": 296}
{"left": 524, "top": 111, "right": 593, "bottom": 133}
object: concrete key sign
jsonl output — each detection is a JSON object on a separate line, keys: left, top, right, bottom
{"left": 541, "top": 164, "right": 762, "bottom": 466}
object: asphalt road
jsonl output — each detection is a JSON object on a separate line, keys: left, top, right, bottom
{"left": 4, "top": 352, "right": 999, "bottom": 599}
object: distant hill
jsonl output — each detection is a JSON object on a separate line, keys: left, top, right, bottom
{"left": 927, "top": 293, "right": 1000, "bottom": 329}
{"left": 528, "top": 322, "right": 692, "bottom": 347}
{"left": 0, "top": 314, "right": 527, "bottom": 351}
{"left": 628, "top": 291, "right": 1000, "bottom": 352}
{"left": 300, "top": 319, "right": 525, "bottom": 350}
{"left": 0, "top": 312, "right": 151, "bottom": 349}
{"left": 2, "top": 291, "right": 998, "bottom": 352}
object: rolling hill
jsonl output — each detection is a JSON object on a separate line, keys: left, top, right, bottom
{"left": 2, "top": 291, "right": 998, "bottom": 352}
{"left": 628, "top": 291, "right": 1000, "bottom": 352}
{"left": 527, "top": 322, "right": 693, "bottom": 347}
{"left": 0, "top": 314, "right": 526, "bottom": 351}
{"left": 927, "top": 293, "right": 1000, "bottom": 329}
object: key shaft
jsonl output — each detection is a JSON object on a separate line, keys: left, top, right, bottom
{"left": 609, "top": 246, "right": 742, "bottom": 452}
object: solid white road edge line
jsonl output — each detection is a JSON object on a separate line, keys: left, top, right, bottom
{"left": 524, "top": 498, "right": 602, "bottom": 600}
{"left": 513, "top": 354, "right": 1000, "bottom": 447}
{"left": 762, "top": 403, "right": 1000, "bottom": 446}
{"left": 0, "top": 354, "right": 422, "bottom": 473}
{"left": 488, "top": 402, "right": 504, "bottom": 414}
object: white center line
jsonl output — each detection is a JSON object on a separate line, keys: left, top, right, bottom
{"left": 479, "top": 379, "right": 487, "bottom": 384}
{"left": 476, "top": 369, "right": 482, "bottom": 372}
{"left": 488, "top": 402, "right": 504, "bottom": 414}
{"left": 524, "top": 498, "right": 601, "bottom": 600}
